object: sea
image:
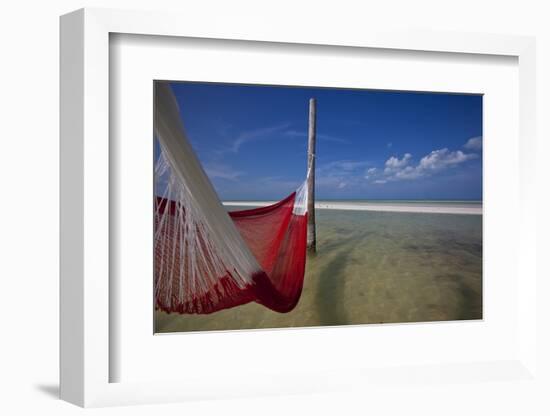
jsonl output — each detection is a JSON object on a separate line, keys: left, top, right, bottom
{"left": 155, "top": 200, "right": 482, "bottom": 333}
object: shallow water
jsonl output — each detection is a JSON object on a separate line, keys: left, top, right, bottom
{"left": 155, "top": 208, "right": 482, "bottom": 333}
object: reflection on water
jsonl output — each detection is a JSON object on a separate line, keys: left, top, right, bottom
{"left": 155, "top": 209, "right": 482, "bottom": 333}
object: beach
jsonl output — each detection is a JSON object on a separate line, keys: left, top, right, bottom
{"left": 155, "top": 202, "right": 483, "bottom": 333}
{"left": 223, "top": 200, "right": 482, "bottom": 215}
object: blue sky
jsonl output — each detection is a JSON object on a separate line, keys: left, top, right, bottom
{"left": 164, "top": 82, "right": 482, "bottom": 201}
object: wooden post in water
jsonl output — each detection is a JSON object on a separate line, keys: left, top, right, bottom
{"left": 307, "top": 98, "right": 317, "bottom": 252}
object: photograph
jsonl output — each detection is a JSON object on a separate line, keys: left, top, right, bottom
{"left": 153, "top": 80, "right": 483, "bottom": 333}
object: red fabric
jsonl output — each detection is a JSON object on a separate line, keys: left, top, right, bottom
{"left": 155, "top": 193, "right": 308, "bottom": 314}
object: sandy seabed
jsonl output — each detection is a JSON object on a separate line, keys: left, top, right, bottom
{"left": 155, "top": 207, "right": 482, "bottom": 333}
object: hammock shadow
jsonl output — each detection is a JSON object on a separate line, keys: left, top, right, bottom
{"left": 314, "top": 249, "right": 350, "bottom": 326}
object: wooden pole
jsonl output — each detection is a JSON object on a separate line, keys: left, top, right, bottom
{"left": 307, "top": 98, "right": 317, "bottom": 252}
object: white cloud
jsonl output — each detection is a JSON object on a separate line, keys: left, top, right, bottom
{"left": 418, "top": 148, "right": 477, "bottom": 172}
{"left": 384, "top": 153, "right": 412, "bottom": 174}
{"left": 316, "top": 159, "right": 373, "bottom": 191}
{"left": 393, "top": 165, "right": 423, "bottom": 180}
{"left": 367, "top": 147, "right": 478, "bottom": 184}
{"left": 464, "top": 136, "right": 482, "bottom": 151}
{"left": 364, "top": 167, "right": 377, "bottom": 179}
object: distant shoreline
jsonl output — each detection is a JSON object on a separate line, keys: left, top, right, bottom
{"left": 223, "top": 201, "right": 483, "bottom": 215}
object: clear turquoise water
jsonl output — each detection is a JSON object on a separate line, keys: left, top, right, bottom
{"left": 155, "top": 207, "right": 482, "bottom": 333}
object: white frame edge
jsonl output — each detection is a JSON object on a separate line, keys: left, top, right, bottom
{"left": 60, "top": 9, "right": 85, "bottom": 406}
{"left": 60, "top": 7, "right": 537, "bottom": 407}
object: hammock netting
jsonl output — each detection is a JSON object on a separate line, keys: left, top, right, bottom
{"left": 154, "top": 83, "right": 309, "bottom": 315}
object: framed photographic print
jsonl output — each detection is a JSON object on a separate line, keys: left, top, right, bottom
{"left": 153, "top": 80, "right": 483, "bottom": 334}
{"left": 60, "top": 7, "right": 538, "bottom": 408}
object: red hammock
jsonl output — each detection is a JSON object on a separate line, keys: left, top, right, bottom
{"left": 153, "top": 81, "right": 309, "bottom": 315}
{"left": 154, "top": 192, "right": 308, "bottom": 314}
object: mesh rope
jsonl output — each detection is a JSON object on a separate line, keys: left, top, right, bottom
{"left": 154, "top": 83, "right": 309, "bottom": 314}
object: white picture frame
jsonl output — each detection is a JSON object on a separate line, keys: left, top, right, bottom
{"left": 60, "top": 7, "right": 537, "bottom": 408}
